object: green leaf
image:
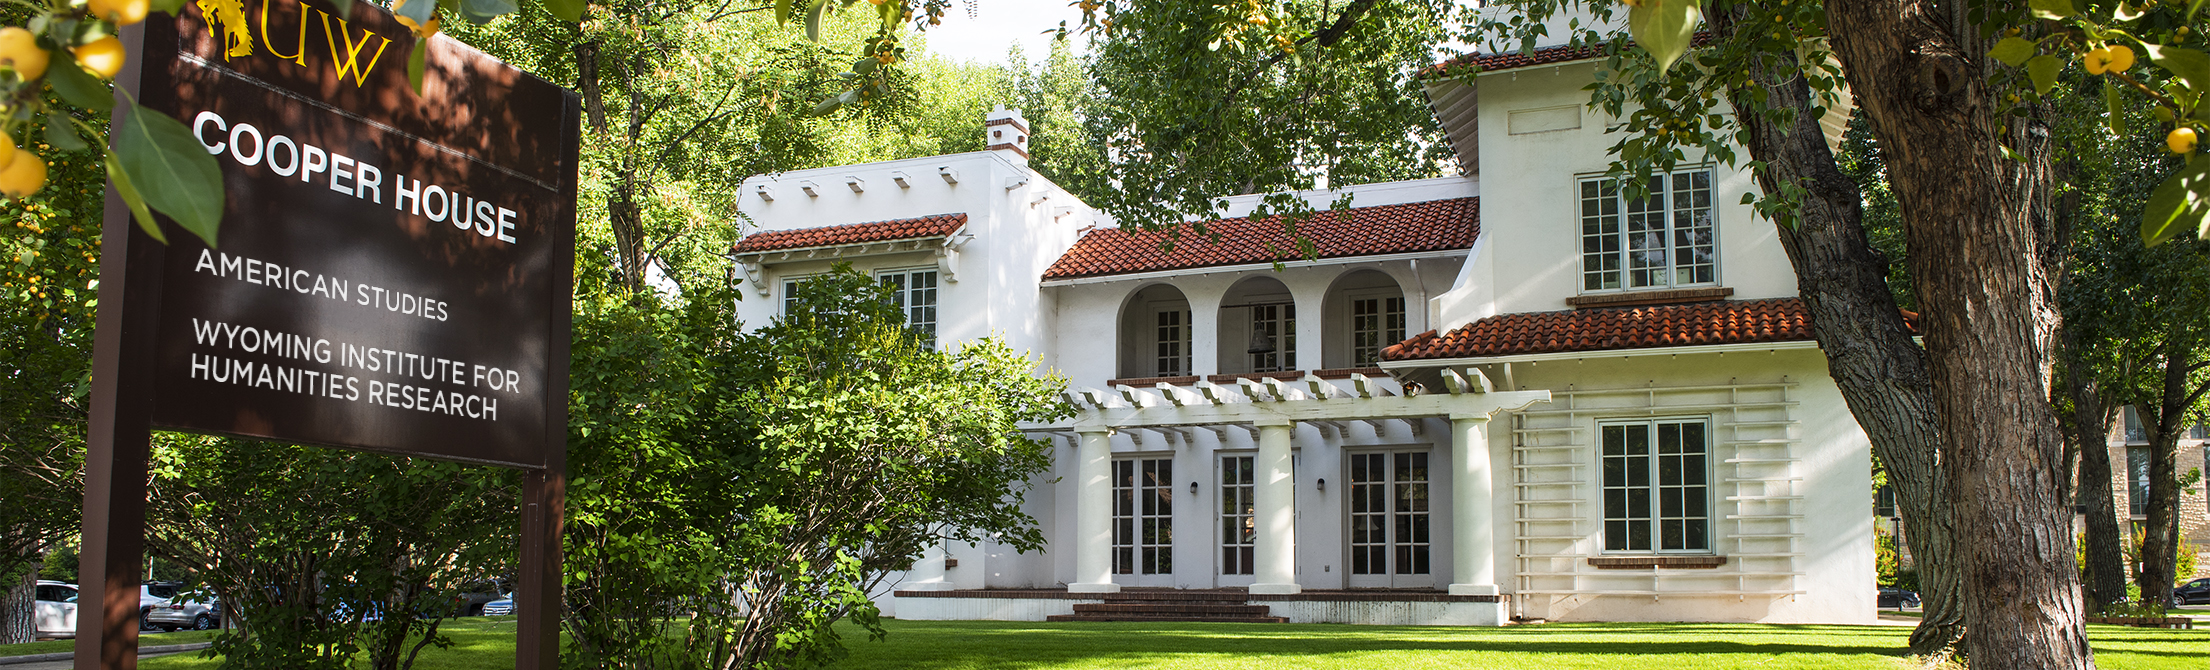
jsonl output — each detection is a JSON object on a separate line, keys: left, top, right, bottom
{"left": 148, "top": 0, "right": 188, "bottom": 14}
{"left": 2144, "top": 45, "right": 2210, "bottom": 94}
{"left": 116, "top": 104, "right": 224, "bottom": 248}
{"left": 1988, "top": 37, "right": 2037, "bottom": 68}
{"left": 853, "top": 57, "right": 877, "bottom": 75}
{"left": 2026, "top": 54, "right": 2063, "bottom": 96}
{"left": 544, "top": 0, "right": 583, "bottom": 21}
{"left": 2142, "top": 154, "right": 2210, "bottom": 245}
{"left": 460, "top": 0, "right": 515, "bottom": 24}
{"left": 2116, "top": 1, "right": 2147, "bottom": 20}
{"left": 2029, "top": 0, "right": 2076, "bottom": 19}
{"left": 395, "top": 0, "right": 436, "bottom": 25}
{"left": 330, "top": 0, "right": 354, "bottom": 19}
{"left": 811, "top": 96, "right": 841, "bottom": 116}
{"left": 805, "top": 1, "right": 826, "bottom": 42}
{"left": 104, "top": 150, "right": 163, "bottom": 244}
{"left": 2106, "top": 79, "right": 2125, "bottom": 136}
{"left": 775, "top": 0, "right": 792, "bottom": 24}
{"left": 407, "top": 40, "right": 427, "bottom": 94}
{"left": 44, "top": 114, "right": 86, "bottom": 151}
{"left": 1627, "top": 0, "right": 1702, "bottom": 74}
{"left": 46, "top": 55, "right": 113, "bottom": 112}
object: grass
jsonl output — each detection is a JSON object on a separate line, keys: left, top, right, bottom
{"left": 0, "top": 629, "right": 219, "bottom": 658}
{"left": 95, "top": 617, "right": 2208, "bottom": 670}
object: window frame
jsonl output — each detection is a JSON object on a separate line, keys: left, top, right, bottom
{"left": 1576, "top": 168, "right": 1721, "bottom": 295}
{"left": 1598, "top": 416, "right": 1715, "bottom": 555}
{"left": 778, "top": 274, "right": 818, "bottom": 317}
{"left": 1345, "top": 289, "right": 1407, "bottom": 368}
{"left": 874, "top": 266, "right": 940, "bottom": 345}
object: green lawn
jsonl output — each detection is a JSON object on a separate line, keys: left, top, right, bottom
{"left": 82, "top": 618, "right": 2208, "bottom": 670}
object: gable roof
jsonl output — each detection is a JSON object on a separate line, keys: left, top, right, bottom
{"left": 1383, "top": 298, "right": 1816, "bottom": 361}
{"left": 1042, "top": 197, "right": 1480, "bottom": 281}
{"left": 1423, "top": 34, "right": 1716, "bottom": 77}
{"left": 732, "top": 213, "right": 967, "bottom": 254}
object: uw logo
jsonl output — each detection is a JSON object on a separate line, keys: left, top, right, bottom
{"left": 199, "top": 0, "right": 393, "bottom": 87}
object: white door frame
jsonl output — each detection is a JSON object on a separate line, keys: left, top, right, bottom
{"left": 1343, "top": 447, "right": 1437, "bottom": 589}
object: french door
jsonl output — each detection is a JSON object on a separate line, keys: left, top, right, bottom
{"left": 1216, "top": 455, "right": 1257, "bottom": 586}
{"left": 1113, "top": 457, "right": 1174, "bottom": 586}
{"left": 1346, "top": 450, "right": 1434, "bottom": 588}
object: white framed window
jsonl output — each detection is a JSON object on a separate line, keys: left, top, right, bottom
{"left": 876, "top": 267, "right": 939, "bottom": 345}
{"left": 1346, "top": 450, "right": 1432, "bottom": 586}
{"left": 1155, "top": 306, "right": 1192, "bottom": 377}
{"left": 1579, "top": 169, "right": 1717, "bottom": 292}
{"left": 1601, "top": 418, "right": 1712, "bottom": 553}
{"left": 2124, "top": 406, "right": 2148, "bottom": 443}
{"left": 779, "top": 276, "right": 812, "bottom": 317}
{"left": 1350, "top": 296, "right": 1406, "bottom": 367}
{"left": 2127, "top": 445, "right": 2151, "bottom": 516}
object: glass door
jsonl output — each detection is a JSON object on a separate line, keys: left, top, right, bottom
{"left": 1113, "top": 457, "right": 1175, "bottom": 587}
{"left": 1217, "top": 455, "right": 1256, "bottom": 587}
{"left": 1346, "top": 451, "right": 1433, "bottom": 588}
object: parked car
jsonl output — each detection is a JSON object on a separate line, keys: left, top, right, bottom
{"left": 481, "top": 596, "right": 515, "bottom": 617}
{"left": 34, "top": 580, "right": 77, "bottom": 639}
{"left": 145, "top": 590, "right": 223, "bottom": 631}
{"left": 1877, "top": 587, "right": 1921, "bottom": 609}
{"left": 2173, "top": 578, "right": 2210, "bottom": 606}
{"left": 450, "top": 579, "right": 509, "bottom": 617}
{"left": 139, "top": 582, "right": 183, "bottom": 632}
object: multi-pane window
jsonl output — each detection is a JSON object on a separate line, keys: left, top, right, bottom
{"left": 1580, "top": 170, "right": 1717, "bottom": 292}
{"left": 781, "top": 277, "right": 807, "bottom": 316}
{"left": 1351, "top": 297, "right": 1406, "bottom": 367}
{"left": 2124, "top": 405, "right": 2148, "bottom": 443}
{"left": 2128, "top": 446, "right": 2151, "bottom": 516}
{"left": 878, "top": 269, "right": 939, "bottom": 345}
{"left": 2191, "top": 423, "right": 2207, "bottom": 440}
{"left": 1601, "top": 419, "right": 1711, "bottom": 552}
{"left": 1250, "top": 304, "right": 1296, "bottom": 372}
{"left": 1347, "top": 451, "right": 1431, "bottom": 576}
{"left": 1220, "top": 456, "right": 1255, "bottom": 576}
{"left": 1113, "top": 458, "right": 1174, "bottom": 576}
{"left": 1156, "top": 308, "right": 1191, "bottom": 377}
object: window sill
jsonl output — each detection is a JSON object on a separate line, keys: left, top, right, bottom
{"left": 1568, "top": 287, "right": 1734, "bottom": 309}
{"left": 1587, "top": 556, "right": 1728, "bottom": 570}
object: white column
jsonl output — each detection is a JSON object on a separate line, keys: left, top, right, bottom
{"left": 1251, "top": 420, "right": 1300, "bottom": 594}
{"left": 1069, "top": 428, "right": 1120, "bottom": 592}
{"left": 1448, "top": 415, "right": 1498, "bottom": 596}
{"left": 1190, "top": 294, "right": 1221, "bottom": 377}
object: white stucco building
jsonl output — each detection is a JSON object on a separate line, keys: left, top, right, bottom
{"left": 727, "top": 43, "right": 1876, "bottom": 626}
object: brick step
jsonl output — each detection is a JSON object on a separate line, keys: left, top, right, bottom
{"left": 1071, "top": 603, "right": 1273, "bottom": 615}
{"left": 1045, "top": 614, "right": 1289, "bottom": 624}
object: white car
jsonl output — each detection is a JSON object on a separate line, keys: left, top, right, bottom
{"left": 34, "top": 580, "right": 77, "bottom": 639}
{"left": 481, "top": 596, "right": 515, "bottom": 616}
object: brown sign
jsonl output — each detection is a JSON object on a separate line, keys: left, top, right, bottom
{"left": 79, "top": 2, "right": 576, "bottom": 668}
{"left": 136, "top": 0, "right": 578, "bottom": 467}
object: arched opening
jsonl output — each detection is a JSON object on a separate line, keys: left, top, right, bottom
{"left": 1217, "top": 276, "right": 1297, "bottom": 375}
{"left": 1116, "top": 284, "right": 1193, "bottom": 380}
{"left": 1322, "top": 270, "right": 1406, "bottom": 370}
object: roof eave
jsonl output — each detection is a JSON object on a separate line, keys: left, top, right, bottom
{"left": 1039, "top": 248, "right": 1471, "bottom": 287}
{"left": 1378, "top": 339, "right": 1822, "bottom": 372}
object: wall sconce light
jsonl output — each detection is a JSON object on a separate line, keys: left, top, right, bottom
{"left": 1190, "top": 482, "right": 1199, "bottom": 495}
{"left": 1316, "top": 478, "right": 1326, "bottom": 493}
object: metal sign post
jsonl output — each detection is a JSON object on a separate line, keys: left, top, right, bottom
{"left": 79, "top": 2, "right": 579, "bottom": 668}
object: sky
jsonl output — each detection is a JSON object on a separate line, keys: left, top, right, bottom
{"left": 913, "top": 0, "right": 1091, "bottom": 66}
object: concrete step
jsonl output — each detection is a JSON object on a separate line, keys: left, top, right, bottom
{"left": 1072, "top": 603, "right": 1273, "bottom": 615}
{"left": 1045, "top": 614, "right": 1289, "bottom": 624}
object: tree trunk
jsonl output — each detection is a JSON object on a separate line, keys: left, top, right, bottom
{"left": 0, "top": 562, "right": 36, "bottom": 645}
{"left": 1707, "top": 7, "right": 1964, "bottom": 656}
{"left": 2064, "top": 361, "right": 2127, "bottom": 613}
{"left": 1826, "top": 2, "right": 2092, "bottom": 668}
{"left": 2134, "top": 338, "right": 2202, "bottom": 608}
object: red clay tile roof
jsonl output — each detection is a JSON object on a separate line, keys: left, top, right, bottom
{"left": 733, "top": 213, "right": 967, "bottom": 254}
{"left": 1042, "top": 197, "right": 1479, "bottom": 280}
{"left": 1383, "top": 298, "right": 1814, "bottom": 361}
{"left": 1423, "top": 34, "right": 1715, "bottom": 77}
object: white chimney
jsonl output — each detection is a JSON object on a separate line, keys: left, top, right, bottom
{"left": 985, "top": 104, "right": 1030, "bottom": 165}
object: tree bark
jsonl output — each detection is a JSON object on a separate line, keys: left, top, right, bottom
{"left": 1826, "top": 1, "right": 2092, "bottom": 667}
{"left": 1706, "top": 7, "right": 1964, "bottom": 656}
{"left": 0, "top": 562, "right": 36, "bottom": 645}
